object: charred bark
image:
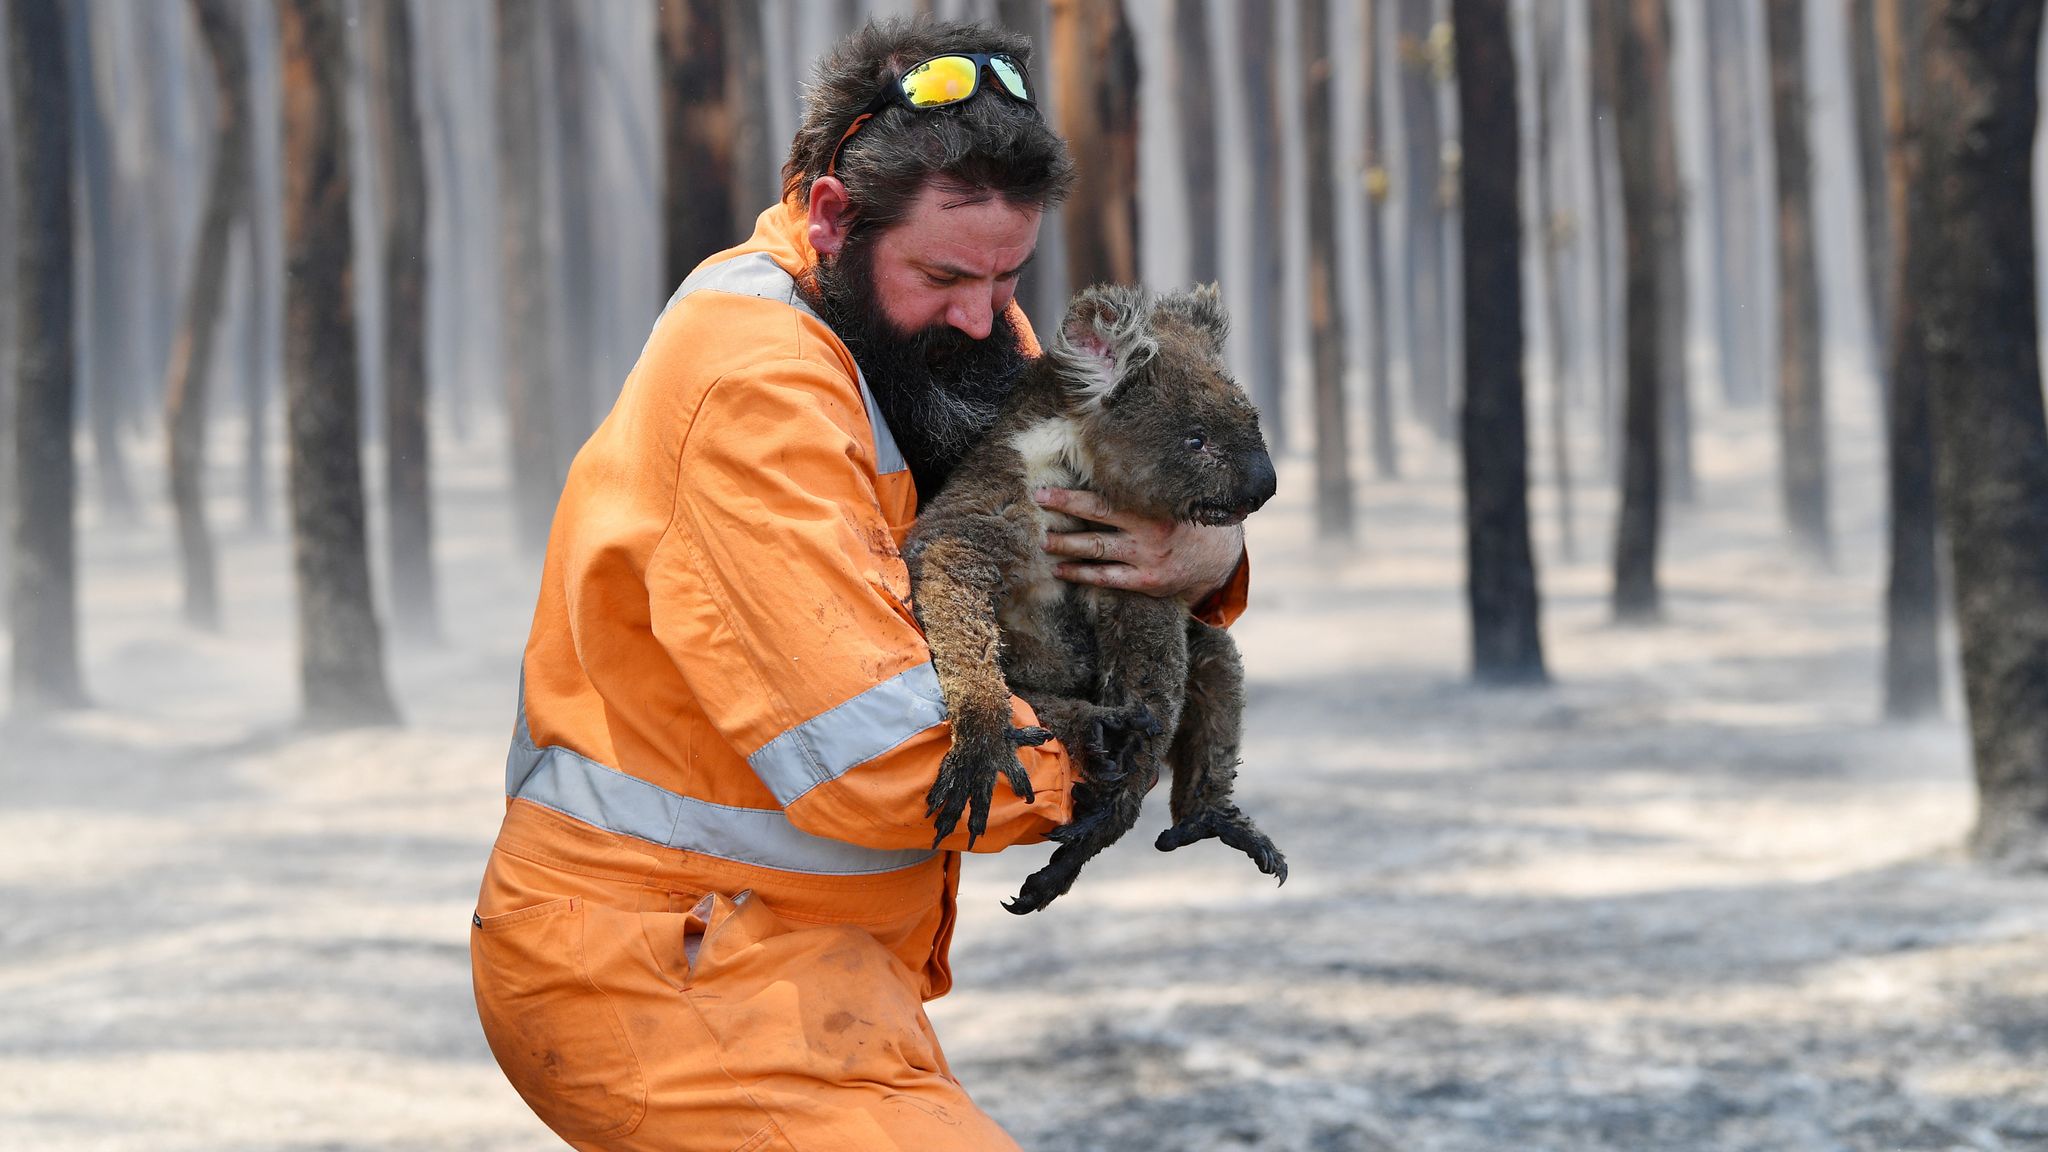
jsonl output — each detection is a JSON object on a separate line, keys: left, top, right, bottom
{"left": 1610, "top": 0, "right": 1665, "bottom": 622}
{"left": 1532, "top": 0, "right": 1574, "bottom": 560}
{"left": 1397, "top": 0, "right": 1450, "bottom": 439}
{"left": 277, "top": 0, "right": 398, "bottom": 727}
{"left": 69, "top": 7, "right": 137, "bottom": 525}
{"left": 1705, "top": 0, "right": 1765, "bottom": 407}
{"left": 1052, "top": 0, "right": 1140, "bottom": 290}
{"left": 497, "top": 0, "right": 559, "bottom": 558}
{"left": 1767, "top": 0, "right": 1833, "bottom": 560}
{"left": 658, "top": 0, "right": 735, "bottom": 290}
{"left": 368, "top": 0, "right": 437, "bottom": 641}
{"left": 1363, "top": 0, "right": 1398, "bottom": 479}
{"left": 9, "top": 0, "right": 87, "bottom": 711}
{"left": 1170, "top": 0, "right": 1219, "bottom": 286}
{"left": 1235, "top": 0, "right": 1286, "bottom": 446}
{"left": 1301, "top": 0, "right": 1353, "bottom": 542}
{"left": 1916, "top": 0, "right": 2048, "bottom": 866}
{"left": 1850, "top": 0, "right": 1890, "bottom": 395}
{"left": 1874, "top": 0, "right": 1941, "bottom": 721}
{"left": 1454, "top": 0, "right": 1544, "bottom": 683}
{"left": 165, "top": 0, "right": 251, "bottom": 632}
{"left": 725, "top": 0, "right": 776, "bottom": 226}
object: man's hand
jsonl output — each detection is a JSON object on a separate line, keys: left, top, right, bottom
{"left": 1034, "top": 487, "right": 1244, "bottom": 607}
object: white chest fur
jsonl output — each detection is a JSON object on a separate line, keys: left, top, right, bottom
{"left": 1004, "top": 416, "right": 1096, "bottom": 625}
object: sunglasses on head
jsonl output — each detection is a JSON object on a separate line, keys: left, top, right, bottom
{"left": 826, "top": 52, "right": 1036, "bottom": 180}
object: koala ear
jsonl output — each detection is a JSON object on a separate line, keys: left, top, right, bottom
{"left": 1153, "top": 282, "right": 1230, "bottom": 354}
{"left": 1049, "top": 283, "right": 1158, "bottom": 406}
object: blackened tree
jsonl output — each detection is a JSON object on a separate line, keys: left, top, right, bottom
{"left": 1454, "top": 0, "right": 1544, "bottom": 683}
{"left": 277, "top": 0, "right": 398, "bottom": 727}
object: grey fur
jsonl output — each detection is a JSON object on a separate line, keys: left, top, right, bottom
{"left": 905, "top": 283, "right": 1286, "bottom": 913}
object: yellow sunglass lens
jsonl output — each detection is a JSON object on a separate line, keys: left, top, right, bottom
{"left": 902, "top": 56, "right": 979, "bottom": 106}
{"left": 990, "top": 56, "right": 1029, "bottom": 100}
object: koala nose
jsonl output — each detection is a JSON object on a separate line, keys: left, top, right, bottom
{"left": 1242, "top": 450, "right": 1278, "bottom": 512}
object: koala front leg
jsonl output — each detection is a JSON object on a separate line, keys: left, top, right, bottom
{"left": 908, "top": 535, "right": 1051, "bottom": 849}
{"left": 1153, "top": 618, "right": 1287, "bottom": 883}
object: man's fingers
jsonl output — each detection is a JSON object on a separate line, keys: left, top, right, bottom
{"left": 1054, "top": 561, "right": 1152, "bottom": 592}
{"left": 1044, "top": 531, "right": 1123, "bottom": 561}
{"left": 1033, "top": 486, "right": 1123, "bottom": 526}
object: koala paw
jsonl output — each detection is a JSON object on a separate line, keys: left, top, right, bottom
{"left": 927, "top": 722, "right": 1043, "bottom": 849}
{"left": 1155, "top": 806, "right": 1289, "bottom": 885}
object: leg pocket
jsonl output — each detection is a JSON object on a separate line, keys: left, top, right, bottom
{"left": 472, "top": 896, "right": 648, "bottom": 1141}
{"left": 686, "top": 892, "right": 949, "bottom": 1086}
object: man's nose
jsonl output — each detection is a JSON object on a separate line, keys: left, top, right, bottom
{"left": 946, "top": 292, "right": 994, "bottom": 341}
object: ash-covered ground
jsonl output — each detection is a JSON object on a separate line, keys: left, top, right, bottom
{"left": 3, "top": 407, "right": 2043, "bottom": 1151}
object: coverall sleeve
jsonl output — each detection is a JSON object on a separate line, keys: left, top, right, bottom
{"left": 651, "top": 357, "right": 1074, "bottom": 853}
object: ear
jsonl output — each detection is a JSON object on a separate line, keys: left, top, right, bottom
{"left": 807, "top": 177, "right": 853, "bottom": 256}
{"left": 1048, "top": 284, "right": 1158, "bottom": 406}
{"left": 1152, "top": 282, "right": 1230, "bottom": 354}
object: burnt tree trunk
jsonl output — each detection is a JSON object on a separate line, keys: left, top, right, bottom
{"left": 1610, "top": 0, "right": 1665, "bottom": 622}
{"left": 1052, "top": 0, "right": 1139, "bottom": 290}
{"left": 1874, "top": 0, "right": 1941, "bottom": 721}
{"left": 1705, "top": 0, "right": 1764, "bottom": 406}
{"left": 1363, "top": 0, "right": 1398, "bottom": 479}
{"left": 658, "top": 0, "right": 735, "bottom": 290}
{"left": 0, "top": 16, "right": 15, "bottom": 608}
{"left": 1301, "top": 0, "right": 1353, "bottom": 542}
{"left": 1397, "top": 0, "right": 1450, "bottom": 439}
{"left": 725, "top": 0, "right": 776, "bottom": 226}
{"left": 496, "top": 0, "right": 558, "bottom": 558}
{"left": 1532, "top": 0, "right": 1574, "bottom": 560}
{"left": 165, "top": 0, "right": 250, "bottom": 631}
{"left": 548, "top": 0, "right": 598, "bottom": 443}
{"left": 1850, "top": 0, "right": 1890, "bottom": 395}
{"left": 69, "top": 8, "right": 137, "bottom": 525}
{"left": 244, "top": 0, "right": 281, "bottom": 532}
{"left": 368, "top": 0, "right": 437, "bottom": 640}
{"left": 1588, "top": 0, "right": 1623, "bottom": 476}
{"left": 1916, "top": 0, "right": 2048, "bottom": 866}
{"left": 277, "top": 0, "right": 398, "bottom": 727}
{"left": 1455, "top": 0, "right": 1545, "bottom": 683}
{"left": 1170, "top": 0, "right": 1219, "bottom": 286}
{"left": 1654, "top": 18, "right": 1692, "bottom": 508}
{"left": 9, "top": 0, "right": 87, "bottom": 711}
{"left": 1235, "top": 0, "right": 1286, "bottom": 445}
{"left": 1767, "top": 0, "right": 1832, "bottom": 560}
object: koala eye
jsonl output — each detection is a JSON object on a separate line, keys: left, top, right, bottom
{"left": 1184, "top": 431, "right": 1208, "bottom": 451}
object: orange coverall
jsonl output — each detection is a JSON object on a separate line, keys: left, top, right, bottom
{"left": 471, "top": 203, "right": 1249, "bottom": 1151}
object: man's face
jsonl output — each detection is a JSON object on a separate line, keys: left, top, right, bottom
{"left": 807, "top": 181, "right": 1042, "bottom": 501}
{"left": 864, "top": 182, "right": 1041, "bottom": 342}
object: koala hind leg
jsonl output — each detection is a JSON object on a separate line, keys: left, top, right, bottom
{"left": 1006, "top": 596, "right": 1184, "bottom": 913}
{"left": 1154, "top": 618, "right": 1287, "bottom": 884}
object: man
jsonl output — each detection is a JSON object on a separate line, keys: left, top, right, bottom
{"left": 471, "top": 19, "right": 1249, "bottom": 1150}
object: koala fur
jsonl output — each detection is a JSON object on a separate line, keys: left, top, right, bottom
{"left": 903, "top": 282, "right": 1287, "bottom": 914}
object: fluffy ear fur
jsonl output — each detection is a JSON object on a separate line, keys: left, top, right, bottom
{"left": 1152, "top": 282, "right": 1230, "bottom": 354}
{"left": 1048, "top": 283, "right": 1158, "bottom": 405}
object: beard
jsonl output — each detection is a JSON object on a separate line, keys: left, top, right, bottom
{"left": 807, "top": 236, "right": 1027, "bottom": 505}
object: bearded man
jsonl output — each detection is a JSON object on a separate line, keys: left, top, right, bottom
{"left": 471, "top": 19, "right": 1249, "bottom": 1150}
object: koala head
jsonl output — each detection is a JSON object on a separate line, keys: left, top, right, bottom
{"left": 1047, "top": 283, "right": 1277, "bottom": 527}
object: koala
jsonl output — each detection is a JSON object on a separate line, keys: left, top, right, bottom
{"left": 903, "top": 282, "right": 1287, "bottom": 914}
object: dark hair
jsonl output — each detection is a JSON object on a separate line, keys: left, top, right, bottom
{"left": 782, "top": 17, "right": 1076, "bottom": 235}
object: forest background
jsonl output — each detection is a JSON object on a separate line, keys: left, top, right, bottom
{"left": 4, "top": 0, "right": 2048, "bottom": 1149}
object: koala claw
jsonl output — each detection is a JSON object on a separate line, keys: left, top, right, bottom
{"left": 927, "top": 724, "right": 1042, "bottom": 849}
{"left": 1155, "top": 807, "right": 1289, "bottom": 885}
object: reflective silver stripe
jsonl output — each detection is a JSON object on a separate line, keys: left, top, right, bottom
{"left": 507, "top": 684, "right": 936, "bottom": 876}
{"left": 661, "top": 251, "right": 906, "bottom": 476}
{"left": 746, "top": 662, "right": 948, "bottom": 805}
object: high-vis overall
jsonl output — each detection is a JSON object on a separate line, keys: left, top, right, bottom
{"left": 471, "top": 203, "right": 1249, "bottom": 1151}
